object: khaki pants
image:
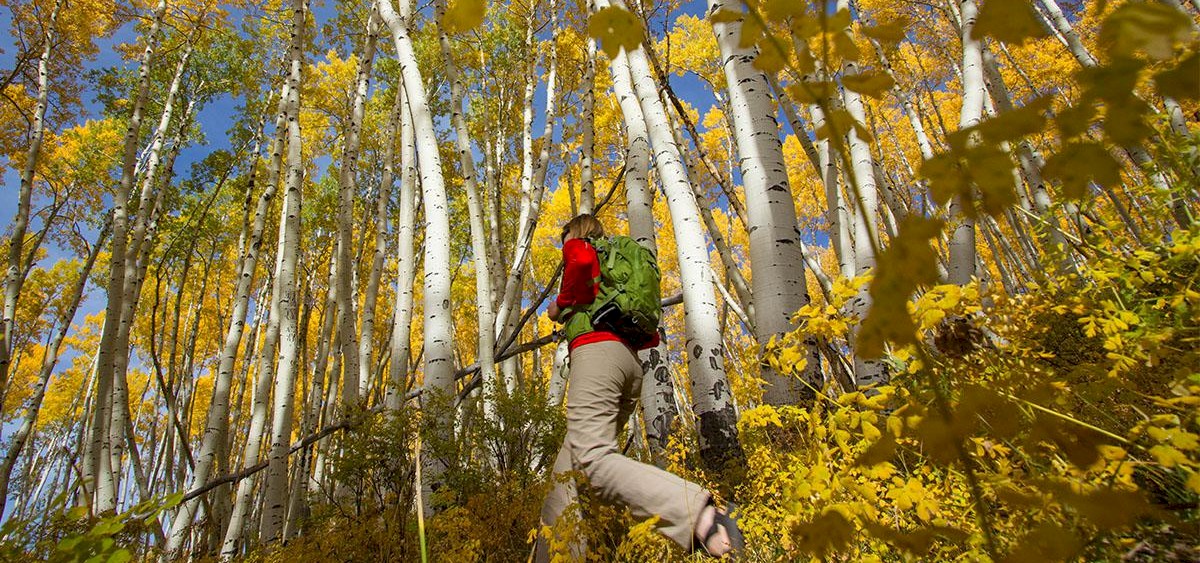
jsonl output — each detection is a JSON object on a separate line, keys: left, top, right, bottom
{"left": 534, "top": 340, "right": 710, "bottom": 562}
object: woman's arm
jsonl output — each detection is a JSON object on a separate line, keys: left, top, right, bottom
{"left": 551, "top": 238, "right": 598, "bottom": 322}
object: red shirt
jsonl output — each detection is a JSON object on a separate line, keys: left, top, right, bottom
{"left": 556, "top": 238, "right": 660, "bottom": 351}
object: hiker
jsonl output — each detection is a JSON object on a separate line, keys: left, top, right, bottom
{"left": 534, "top": 213, "right": 743, "bottom": 561}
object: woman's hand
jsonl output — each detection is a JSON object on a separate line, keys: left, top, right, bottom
{"left": 547, "top": 301, "right": 562, "bottom": 322}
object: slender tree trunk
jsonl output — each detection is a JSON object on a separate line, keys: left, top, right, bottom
{"left": 950, "top": 0, "right": 984, "bottom": 286}
{"left": 378, "top": 0, "right": 457, "bottom": 515}
{"left": 359, "top": 43, "right": 399, "bottom": 416}
{"left": 579, "top": 34, "right": 597, "bottom": 214}
{"left": 259, "top": 0, "right": 307, "bottom": 542}
{"left": 167, "top": 81, "right": 293, "bottom": 558}
{"left": 436, "top": 0, "right": 497, "bottom": 419}
{"left": 337, "top": 12, "right": 380, "bottom": 408}
{"left": 605, "top": 43, "right": 678, "bottom": 465}
{"left": 602, "top": 0, "right": 741, "bottom": 471}
{"left": 87, "top": 0, "right": 168, "bottom": 513}
{"left": 0, "top": 222, "right": 105, "bottom": 516}
{"left": 384, "top": 87, "right": 419, "bottom": 412}
{"left": 0, "top": 0, "right": 61, "bottom": 415}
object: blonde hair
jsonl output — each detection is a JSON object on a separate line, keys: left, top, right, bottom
{"left": 561, "top": 214, "right": 605, "bottom": 242}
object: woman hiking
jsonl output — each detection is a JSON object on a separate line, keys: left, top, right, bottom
{"left": 534, "top": 214, "right": 743, "bottom": 561}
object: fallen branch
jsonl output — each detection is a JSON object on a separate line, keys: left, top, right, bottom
{"left": 180, "top": 291, "right": 684, "bottom": 504}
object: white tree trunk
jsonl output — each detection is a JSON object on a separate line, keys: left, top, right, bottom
{"left": 607, "top": 45, "right": 678, "bottom": 465}
{"left": 579, "top": 35, "right": 597, "bottom": 214}
{"left": 384, "top": 86, "right": 419, "bottom": 412}
{"left": 87, "top": 0, "right": 168, "bottom": 513}
{"left": 709, "top": 0, "right": 820, "bottom": 404}
{"left": 0, "top": 0, "right": 61, "bottom": 413}
{"left": 168, "top": 75, "right": 294, "bottom": 559}
{"left": 259, "top": 0, "right": 307, "bottom": 542}
{"left": 377, "top": 0, "right": 455, "bottom": 397}
{"left": 0, "top": 222, "right": 104, "bottom": 517}
{"left": 950, "top": 0, "right": 984, "bottom": 286}
{"left": 436, "top": 0, "right": 497, "bottom": 419}
{"left": 337, "top": 12, "right": 379, "bottom": 408}
{"left": 378, "top": 0, "right": 457, "bottom": 516}
{"left": 601, "top": 0, "right": 741, "bottom": 470}
{"left": 361, "top": 80, "right": 402, "bottom": 410}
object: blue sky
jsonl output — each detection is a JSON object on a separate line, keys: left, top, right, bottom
{"left": 0, "top": 0, "right": 738, "bottom": 261}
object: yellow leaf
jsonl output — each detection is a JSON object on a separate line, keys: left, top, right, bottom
{"left": 1043, "top": 142, "right": 1122, "bottom": 200}
{"left": 832, "top": 30, "right": 860, "bottom": 61}
{"left": 1100, "top": 3, "right": 1191, "bottom": 61}
{"left": 976, "top": 96, "right": 1052, "bottom": 144}
{"left": 709, "top": 9, "right": 742, "bottom": 24}
{"left": 861, "top": 18, "right": 908, "bottom": 44}
{"left": 753, "top": 43, "right": 786, "bottom": 74}
{"left": 762, "top": 0, "right": 805, "bottom": 21}
{"left": 1155, "top": 52, "right": 1200, "bottom": 101}
{"left": 791, "top": 510, "right": 854, "bottom": 558}
{"left": 1149, "top": 444, "right": 1188, "bottom": 467}
{"left": 588, "top": 6, "right": 646, "bottom": 59}
{"left": 859, "top": 217, "right": 944, "bottom": 357}
{"left": 786, "top": 81, "right": 835, "bottom": 104}
{"left": 842, "top": 71, "right": 895, "bottom": 99}
{"left": 972, "top": 0, "right": 1048, "bottom": 44}
{"left": 442, "top": 0, "right": 485, "bottom": 34}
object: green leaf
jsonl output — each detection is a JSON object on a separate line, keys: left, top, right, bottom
{"left": 1155, "top": 51, "right": 1200, "bottom": 101}
{"left": 1043, "top": 142, "right": 1121, "bottom": 199}
{"left": 588, "top": 6, "right": 646, "bottom": 59}
{"left": 108, "top": 549, "right": 133, "bottom": 563}
{"left": 442, "top": 0, "right": 485, "bottom": 34}
{"left": 972, "top": 0, "right": 1049, "bottom": 44}
{"left": 164, "top": 491, "right": 185, "bottom": 509}
{"left": 57, "top": 536, "right": 82, "bottom": 552}
{"left": 1100, "top": 3, "right": 1191, "bottom": 60}
{"left": 842, "top": 71, "right": 895, "bottom": 99}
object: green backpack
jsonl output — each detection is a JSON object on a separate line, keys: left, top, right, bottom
{"left": 563, "top": 236, "right": 662, "bottom": 347}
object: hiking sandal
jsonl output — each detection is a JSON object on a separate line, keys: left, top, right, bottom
{"left": 693, "top": 501, "right": 745, "bottom": 559}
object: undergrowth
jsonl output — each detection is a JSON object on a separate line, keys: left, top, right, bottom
{"left": 243, "top": 229, "right": 1199, "bottom": 562}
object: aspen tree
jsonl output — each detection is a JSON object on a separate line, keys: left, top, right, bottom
{"left": 0, "top": 224, "right": 105, "bottom": 517}
{"left": 1, "top": 0, "right": 62, "bottom": 415}
{"left": 596, "top": 0, "right": 741, "bottom": 470}
{"left": 949, "top": 0, "right": 984, "bottom": 286}
{"left": 378, "top": 0, "right": 457, "bottom": 516}
{"left": 336, "top": 11, "right": 381, "bottom": 408}
{"left": 87, "top": 0, "right": 168, "bottom": 513}
{"left": 258, "top": 0, "right": 307, "bottom": 542}
{"left": 435, "top": 0, "right": 498, "bottom": 419}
